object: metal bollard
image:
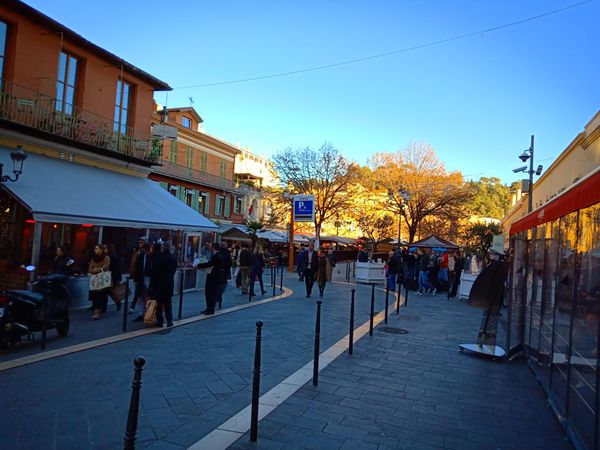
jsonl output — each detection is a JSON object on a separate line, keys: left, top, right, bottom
{"left": 178, "top": 267, "right": 184, "bottom": 320}
{"left": 272, "top": 265, "right": 276, "bottom": 297}
{"left": 369, "top": 284, "right": 375, "bottom": 336}
{"left": 405, "top": 284, "right": 409, "bottom": 307}
{"left": 349, "top": 289, "right": 355, "bottom": 355}
{"left": 123, "top": 276, "right": 130, "bottom": 332}
{"left": 312, "top": 300, "right": 322, "bottom": 386}
{"left": 250, "top": 321, "right": 263, "bottom": 442}
{"left": 396, "top": 286, "right": 401, "bottom": 314}
{"left": 280, "top": 265, "right": 284, "bottom": 292}
{"left": 123, "top": 356, "right": 146, "bottom": 450}
{"left": 352, "top": 261, "right": 356, "bottom": 278}
{"left": 40, "top": 296, "right": 48, "bottom": 350}
{"left": 384, "top": 288, "right": 389, "bottom": 324}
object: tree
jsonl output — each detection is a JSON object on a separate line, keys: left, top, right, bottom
{"left": 272, "top": 142, "right": 358, "bottom": 242}
{"left": 245, "top": 219, "right": 265, "bottom": 245}
{"left": 466, "top": 177, "right": 512, "bottom": 219}
{"left": 368, "top": 143, "right": 472, "bottom": 243}
{"left": 347, "top": 192, "right": 395, "bottom": 257}
{"left": 462, "top": 222, "right": 502, "bottom": 260}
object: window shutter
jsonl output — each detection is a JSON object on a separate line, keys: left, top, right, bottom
{"left": 224, "top": 196, "right": 231, "bottom": 217}
{"left": 192, "top": 190, "right": 199, "bottom": 211}
{"left": 204, "top": 193, "right": 210, "bottom": 214}
{"left": 159, "top": 182, "right": 168, "bottom": 190}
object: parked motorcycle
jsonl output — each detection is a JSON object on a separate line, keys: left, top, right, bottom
{"left": 0, "top": 268, "right": 71, "bottom": 350}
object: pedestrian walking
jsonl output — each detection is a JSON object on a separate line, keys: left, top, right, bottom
{"left": 130, "top": 237, "right": 153, "bottom": 321}
{"left": 196, "top": 243, "right": 225, "bottom": 315}
{"left": 106, "top": 243, "right": 122, "bottom": 311}
{"left": 448, "top": 250, "right": 465, "bottom": 298}
{"left": 51, "top": 244, "right": 75, "bottom": 275}
{"left": 218, "top": 243, "right": 232, "bottom": 307}
{"left": 88, "top": 244, "right": 110, "bottom": 320}
{"left": 315, "top": 249, "right": 331, "bottom": 297}
{"left": 150, "top": 242, "right": 177, "bottom": 327}
{"left": 296, "top": 245, "right": 307, "bottom": 281}
{"left": 249, "top": 244, "right": 266, "bottom": 297}
{"left": 297, "top": 242, "right": 318, "bottom": 297}
{"left": 326, "top": 248, "right": 336, "bottom": 280}
{"left": 385, "top": 250, "right": 400, "bottom": 291}
{"left": 238, "top": 242, "right": 251, "bottom": 294}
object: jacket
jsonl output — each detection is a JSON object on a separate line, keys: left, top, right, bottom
{"left": 298, "top": 249, "right": 318, "bottom": 271}
{"left": 150, "top": 251, "right": 178, "bottom": 300}
{"left": 197, "top": 251, "right": 225, "bottom": 290}
{"left": 89, "top": 255, "right": 110, "bottom": 275}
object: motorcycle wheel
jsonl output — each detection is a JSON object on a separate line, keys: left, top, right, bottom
{"left": 56, "top": 317, "right": 70, "bottom": 337}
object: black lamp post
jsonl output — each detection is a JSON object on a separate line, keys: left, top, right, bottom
{"left": 1, "top": 146, "right": 28, "bottom": 183}
{"left": 388, "top": 188, "right": 411, "bottom": 244}
{"left": 513, "top": 135, "right": 542, "bottom": 213}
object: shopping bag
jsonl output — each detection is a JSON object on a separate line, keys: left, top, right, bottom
{"left": 110, "top": 282, "right": 130, "bottom": 303}
{"left": 89, "top": 271, "right": 112, "bottom": 291}
{"left": 143, "top": 299, "right": 158, "bottom": 325}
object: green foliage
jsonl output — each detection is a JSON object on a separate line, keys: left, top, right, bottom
{"left": 462, "top": 222, "right": 502, "bottom": 259}
{"left": 466, "top": 177, "right": 512, "bottom": 219}
{"left": 245, "top": 219, "right": 265, "bottom": 236}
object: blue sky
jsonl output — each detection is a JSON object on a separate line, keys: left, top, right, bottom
{"left": 25, "top": 0, "right": 600, "bottom": 184}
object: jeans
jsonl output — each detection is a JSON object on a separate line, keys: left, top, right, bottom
{"left": 386, "top": 274, "right": 396, "bottom": 291}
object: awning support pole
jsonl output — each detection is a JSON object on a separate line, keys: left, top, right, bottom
{"left": 98, "top": 226, "right": 104, "bottom": 244}
{"left": 30, "top": 221, "right": 42, "bottom": 283}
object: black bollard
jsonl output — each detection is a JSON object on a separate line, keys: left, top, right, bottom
{"left": 349, "top": 289, "right": 355, "bottom": 355}
{"left": 123, "top": 356, "right": 146, "bottom": 450}
{"left": 312, "top": 300, "right": 322, "bottom": 386}
{"left": 250, "top": 321, "right": 263, "bottom": 442}
{"left": 280, "top": 264, "right": 284, "bottom": 292}
{"left": 40, "top": 295, "right": 48, "bottom": 350}
{"left": 384, "top": 288, "right": 389, "bottom": 324}
{"left": 405, "top": 284, "right": 409, "bottom": 307}
{"left": 396, "top": 285, "right": 400, "bottom": 314}
{"left": 178, "top": 267, "right": 184, "bottom": 320}
{"left": 123, "top": 276, "right": 130, "bottom": 332}
{"left": 369, "top": 283, "right": 375, "bottom": 336}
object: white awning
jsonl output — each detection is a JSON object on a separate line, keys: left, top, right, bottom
{"left": 0, "top": 148, "right": 218, "bottom": 231}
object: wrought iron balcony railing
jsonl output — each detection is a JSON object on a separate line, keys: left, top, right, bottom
{"left": 156, "top": 159, "right": 235, "bottom": 191}
{"left": 0, "top": 80, "right": 161, "bottom": 163}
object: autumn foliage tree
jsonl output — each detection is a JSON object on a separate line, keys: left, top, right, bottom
{"left": 271, "top": 142, "right": 358, "bottom": 242}
{"left": 367, "top": 143, "right": 472, "bottom": 243}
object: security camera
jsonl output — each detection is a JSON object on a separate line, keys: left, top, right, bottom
{"left": 535, "top": 165, "right": 543, "bottom": 176}
{"left": 513, "top": 166, "right": 527, "bottom": 173}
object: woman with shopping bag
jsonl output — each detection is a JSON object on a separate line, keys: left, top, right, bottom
{"left": 88, "top": 244, "right": 111, "bottom": 320}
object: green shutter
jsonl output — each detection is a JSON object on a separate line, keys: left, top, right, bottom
{"left": 224, "top": 196, "right": 231, "bottom": 217}
{"left": 177, "top": 186, "right": 185, "bottom": 201}
{"left": 204, "top": 193, "right": 210, "bottom": 214}
{"left": 192, "top": 190, "right": 199, "bottom": 211}
{"left": 159, "top": 182, "right": 168, "bottom": 190}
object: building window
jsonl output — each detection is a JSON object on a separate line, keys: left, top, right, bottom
{"left": 185, "top": 190, "right": 193, "bottom": 207}
{"left": 198, "top": 192, "right": 209, "bottom": 213}
{"left": 200, "top": 152, "right": 208, "bottom": 172}
{"left": 215, "top": 195, "right": 224, "bottom": 216}
{"left": 182, "top": 116, "right": 192, "bottom": 129}
{"left": 114, "top": 79, "right": 132, "bottom": 133}
{"left": 220, "top": 161, "right": 226, "bottom": 178}
{"left": 234, "top": 196, "right": 243, "bottom": 214}
{"left": 169, "top": 141, "right": 178, "bottom": 163}
{"left": 186, "top": 146, "right": 194, "bottom": 168}
{"left": 55, "top": 51, "right": 79, "bottom": 115}
{"left": 0, "top": 20, "right": 7, "bottom": 89}
{"left": 168, "top": 185, "right": 177, "bottom": 197}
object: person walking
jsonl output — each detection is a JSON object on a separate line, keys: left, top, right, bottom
{"left": 196, "top": 243, "right": 225, "bottom": 315}
{"left": 296, "top": 245, "right": 307, "bottom": 281}
{"left": 51, "top": 244, "right": 75, "bottom": 275}
{"left": 315, "top": 249, "right": 331, "bottom": 297}
{"left": 217, "top": 243, "right": 232, "bottom": 308}
{"left": 448, "top": 250, "right": 465, "bottom": 298}
{"left": 106, "top": 243, "right": 122, "bottom": 311}
{"left": 238, "top": 242, "right": 251, "bottom": 294}
{"left": 150, "top": 242, "right": 177, "bottom": 327}
{"left": 385, "top": 250, "right": 400, "bottom": 292}
{"left": 249, "top": 244, "right": 266, "bottom": 297}
{"left": 130, "top": 237, "right": 153, "bottom": 321}
{"left": 88, "top": 244, "right": 110, "bottom": 320}
{"left": 326, "top": 248, "right": 336, "bottom": 281}
{"left": 297, "top": 242, "right": 318, "bottom": 298}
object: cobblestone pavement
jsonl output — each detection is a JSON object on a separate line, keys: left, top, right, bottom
{"left": 0, "top": 264, "right": 571, "bottom": 450}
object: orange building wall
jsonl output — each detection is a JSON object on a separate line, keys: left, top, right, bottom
{"left": 0, "top": 7, "right": 156, "bottom": 133}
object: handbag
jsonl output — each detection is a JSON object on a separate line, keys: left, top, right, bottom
{"left": 110, "top": 282, "right": 131, "bottom": 302}
{"left": 143, "top": 299, "right": 158, "bottom": 325}
{"left": 89, "top": 270, "right": 112, "bottom": 291}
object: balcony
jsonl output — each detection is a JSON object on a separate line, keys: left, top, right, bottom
{"left": 0, "top": 81, "right": 161, "bottom": 164}
{"left": 156, "top": 159, "right": 235, "bottom": 191}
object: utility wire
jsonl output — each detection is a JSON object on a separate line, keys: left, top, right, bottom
{"left": 174, "top": 0, "right": 593, "bottom": 90}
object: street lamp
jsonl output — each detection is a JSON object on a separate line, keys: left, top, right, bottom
{"left": 388, "top": 188, "right": 411, "bottom": 244}
{"left": 512, "top": 135, "right": 542, "bottom": 213}
{"left": 1, "top": 146, "right": 28, "bottom": 183}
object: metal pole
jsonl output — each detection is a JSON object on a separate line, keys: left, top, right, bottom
{"left": 405, "top": 284, "right": 409, "bottom": 307}
{"left": 369, "top": 284, "right": 375, "bottom": 336}
{"left": 528, "top": 135, "right": 534, "bottom": 213}
{"left": 312, "top": 300, "right": 322, "bottom": 386}
{"left": 178, "top": 266, "right": 184, "bottom": 320}
{"left": 40, "top": 285, "right": 48, "bottom": 350}
{"left": 123, "top": 356, "right": 146, "bottom": 450}
{"left": 250, "top": 321, "right": 263, "bottom": 442}
{"left": 272, "top": 264, "right": 276, "bottom": 297}
{"left": 349, "top": 289, "right": 355, "bottom": 355}
{"left": 384, "top": 288, "right": 389, "bottom": 324}
{"left": 122, "top": 276, "right": 130, "bottom": 332}
{"left": 396, "top": 284, "right": 401, "bottom": 314}
{"left": 288, "top": 206, "right": 295, "bottom": 273}
{"left": 280, "top": 264, "right": 284, "bottom": 292}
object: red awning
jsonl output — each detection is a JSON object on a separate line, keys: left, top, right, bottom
{"left": 509, "top": 169, "right": 600, "bottom": 235}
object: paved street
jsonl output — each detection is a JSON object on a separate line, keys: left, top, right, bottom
{"left": 0, "top": 264, "right": 571, "bottom": 450}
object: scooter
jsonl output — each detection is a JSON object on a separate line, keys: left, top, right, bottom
{"left": 0, "top": 266, "right": 71, "bottom": 350}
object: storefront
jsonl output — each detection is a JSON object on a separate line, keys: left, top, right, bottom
{"left": 507, "top": 168, "right": 600, "bottom": 450}
{"left": 0, "top": 147, "right": 219, "bottom": 299}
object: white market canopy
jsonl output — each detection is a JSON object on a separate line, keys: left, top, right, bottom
{"left": 0, "top": 148, "right": 219, "bottom": 231}
{"left": 410, "top": 234, "right": 460, "bottom": 249}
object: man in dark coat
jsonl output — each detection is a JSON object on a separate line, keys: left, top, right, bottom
{"left": 150, "top": 242, "right": 178, "bottom": 327}
{"left": 217, "top": 243, "right": 232, "bottom": 308}
{"left": 297, "top": 242, "right": 319, "bottom": 297}
{"left": 196, "top": 243, "right": 225, "bottom": 315}
{"left": 131, "top": 237, "right": 153, "bottom": 321}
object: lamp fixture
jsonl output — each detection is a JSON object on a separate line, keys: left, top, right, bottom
{"left": 1, "top": 145, "right": 28, "bottom": 183}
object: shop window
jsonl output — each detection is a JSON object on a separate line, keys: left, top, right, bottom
{"left": 56, "top": 51, "right": 79, "bottom": 115}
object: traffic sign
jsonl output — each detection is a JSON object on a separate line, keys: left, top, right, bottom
{"left": 293, "top": 195, "right": 315, "bottom": 222}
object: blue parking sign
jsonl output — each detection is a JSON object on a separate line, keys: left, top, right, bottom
{"left": 293, "top": 195, "right": 315, "bottom": 222}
